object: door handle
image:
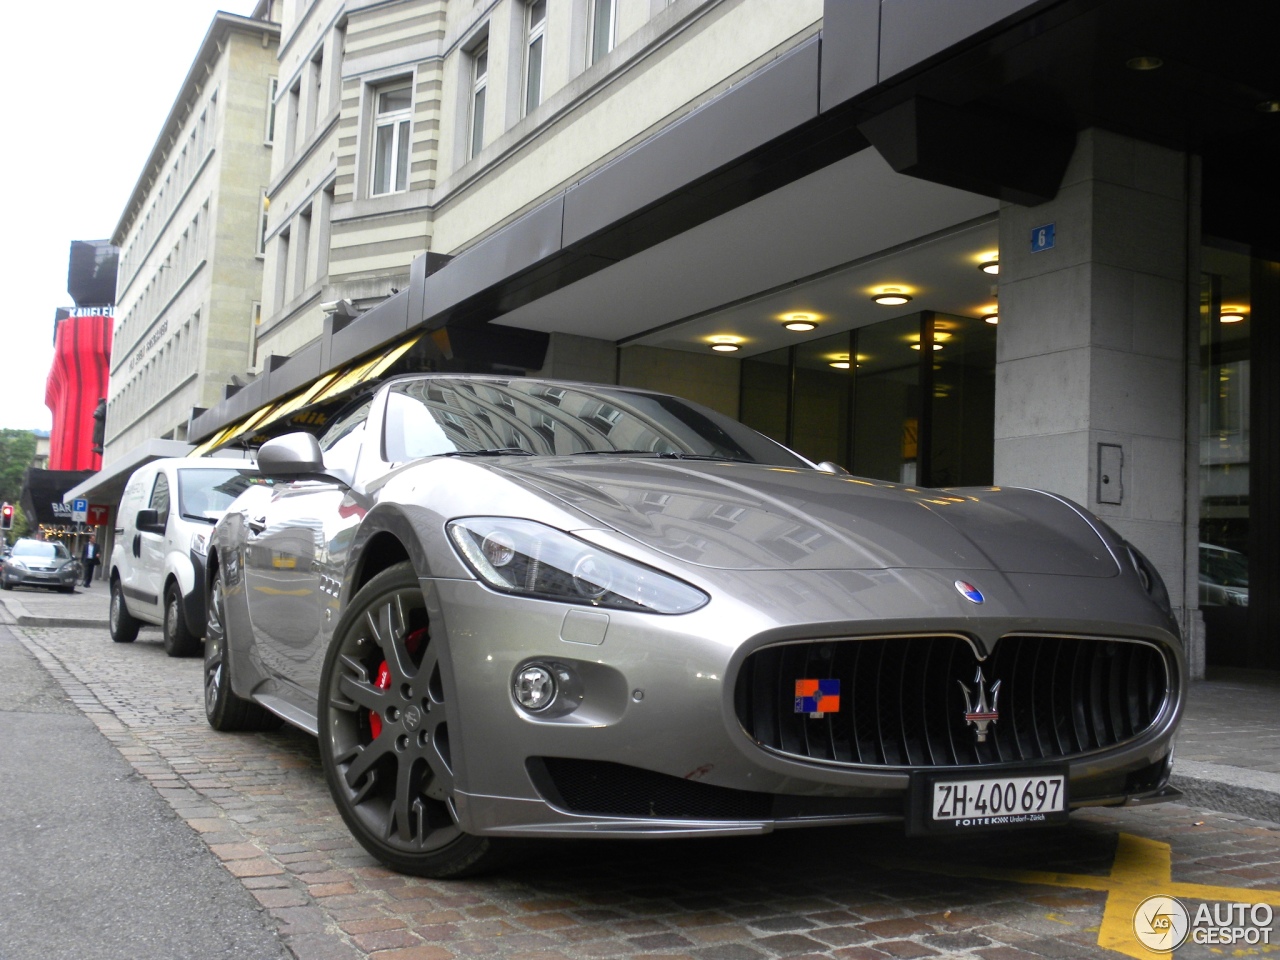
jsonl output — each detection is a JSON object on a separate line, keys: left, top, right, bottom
{"left": 132, "top": 534, "right": 141, "bottom": 558}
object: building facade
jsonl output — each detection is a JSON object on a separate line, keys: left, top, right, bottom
{"left": 70, "top": 0, "right": 1280, "bottom": 678}
{"left": 103, "top": 10, "right": 281, "bottom": 464}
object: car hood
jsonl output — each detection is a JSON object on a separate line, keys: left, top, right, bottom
{"left": 494, "top": 458, "right": 1118, "bottom": 576}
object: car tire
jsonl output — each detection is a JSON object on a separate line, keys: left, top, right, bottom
{"left": 204, "top": 568, "right": 282, "bottom": 732}
{"left": 318, "top": 561, "right": 507, "bottom": 878}
{"left": 163, "top": 582, "right": 202, "bottom": 657}
{"left": 109, "top": 578, "right": 140, "bottom": 644}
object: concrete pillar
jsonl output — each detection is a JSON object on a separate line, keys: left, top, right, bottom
{"left": 994, "top": 128, "right": 1203, "bottom": 675}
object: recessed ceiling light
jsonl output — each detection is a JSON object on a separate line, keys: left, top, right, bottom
{"left": 783, "top": 314, "right": 817, "bottom": 332}
{"left": 1126, "top": 55, "right": 1163, "bottom": 71}
{"left": 708, "top": 335, "right": 743, "bottom": 352}
{"left": 983, "top": 313, "right": 999, "bottom": 324}
{"left": 873, "top": 288, "right": 912, "bottom": 306}
{"left": 828, "top": 361, "right": 851, "bottom": 369}
{"left": 910, "top": 343, "right": 943, "bottom": 351}
{"left": 1219, "top": 311, "right": 1246, "bottom": 324}
{"left": 979, "top": 258, "right": 1000, "bottom": 275}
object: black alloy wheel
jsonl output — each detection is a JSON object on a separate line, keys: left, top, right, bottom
{"left": 318, "top": 561, "right": 504, "bottom": 878}
{"left": 204, "top": 568, "right": 281, "bottom": 732}
{"left": 109, "top": 577, "right": 139, "bottom": 644}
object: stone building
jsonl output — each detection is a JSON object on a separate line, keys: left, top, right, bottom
{"left": 102, "top": 7, "right": 281, "bottom": 465}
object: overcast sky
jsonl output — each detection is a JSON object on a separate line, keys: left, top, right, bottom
{"left": 0, "top": 2, "right": 254, "bottom": 431}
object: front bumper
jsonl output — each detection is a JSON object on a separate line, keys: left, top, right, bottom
{"left": 3, "top": 565, "right": 79, "bottom": 589}
{"left": 425, "top": 566, "right": 1185, "bottom": 839}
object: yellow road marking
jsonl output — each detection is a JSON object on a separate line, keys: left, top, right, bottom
{"left": 875, "top": 833, "right": 1280, "bottom": 959}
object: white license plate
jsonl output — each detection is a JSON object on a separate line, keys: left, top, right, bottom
{"left": 932, "top": 774, "right": 1065, "bottom": 826}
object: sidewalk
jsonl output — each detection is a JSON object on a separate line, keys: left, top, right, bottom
{"left": 0, "top": 580, "right": 116, "bottom": 628}
{"left": 3, "top": 584, "right": 1278, "bottom": 824}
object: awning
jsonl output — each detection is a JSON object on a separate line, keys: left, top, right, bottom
{"left": 309, "top": 335, "right": 419, "bottom": 406}
{"left": 187, "top": 334, "right": 420, "bottom": 457}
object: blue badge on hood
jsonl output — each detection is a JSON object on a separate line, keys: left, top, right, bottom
{"left": 955, "top": 580, "right": 984, "bottom": 604}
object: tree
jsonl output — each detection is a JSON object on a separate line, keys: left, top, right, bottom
{"left": 0, "top": 429, "right": 38, "bottom": 507}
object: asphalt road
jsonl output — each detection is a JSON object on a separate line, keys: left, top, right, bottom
{"left": 0, "top": 624, "right": 290, "bottom": 960}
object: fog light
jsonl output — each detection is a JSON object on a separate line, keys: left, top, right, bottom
{"left": 513, "top": 663, "right": 557, "bottom": 712}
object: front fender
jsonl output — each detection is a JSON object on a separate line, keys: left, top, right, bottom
{"left": 343, "top": 501, "right": 462, "bottom": 608}
{"left": 164, "top": 549, "right": 206, "bottom": 637}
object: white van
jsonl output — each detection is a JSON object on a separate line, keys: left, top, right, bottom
{"left": 109, "top": 458, "right": 258, "bottom": 656}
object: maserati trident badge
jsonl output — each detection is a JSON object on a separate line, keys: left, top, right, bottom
{"left": 959, "top": 667, "right": 1001, "bottom": 742}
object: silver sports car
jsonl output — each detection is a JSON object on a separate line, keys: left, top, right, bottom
{"left": 204, "top": 374, "right": 1185, "bottom": 877}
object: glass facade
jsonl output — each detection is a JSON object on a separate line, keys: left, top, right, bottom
{"left": 740, "top": 312, "right": 996, "bottom": 486}
{"left": 1199, "top": 246, "right": 1253, "bottom": 666}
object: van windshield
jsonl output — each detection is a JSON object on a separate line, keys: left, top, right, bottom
{"left": 177, "top": 468, "right": 263, "bottom": 522}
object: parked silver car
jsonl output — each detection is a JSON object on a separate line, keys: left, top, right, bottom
{"left": 1, "top": 538, "right": 80, "bottom": 593}
{"left": 205, "top": 375, "right": 1186, "bottom": 877}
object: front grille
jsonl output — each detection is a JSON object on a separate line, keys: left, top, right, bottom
{"left": 735, "top": 635, "right": 1171, "bottom": 767}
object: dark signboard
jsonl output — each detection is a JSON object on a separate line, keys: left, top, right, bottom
{"left": 67, "top": 239, "right": 118, "bottom": 308}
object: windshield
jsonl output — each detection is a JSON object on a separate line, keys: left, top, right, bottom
{"left": 178, "top": 468, "right": 263, "bottom": 522}
{"left": 382, "top": 378, "right": 808, "bottom": 467}
{"left": 12, "top": 540, "right": 70, "bottom": 560}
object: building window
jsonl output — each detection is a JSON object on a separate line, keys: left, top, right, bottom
{"left": 265, "top": 77, "right": 278, "bottom": 143}
{"left": 276, "top": 228, "right": 291, "bottom": 311}
{"left": 524, "top": 1, "right": 546, "bottom": 116}
{"left": 371, "top": 83, "right": 412, "bottom": 195}
{"left": 589, "top": 0, "right": 616, "bottom": 64}
{"left": 294, "top": 205, "right": 312, "bottom": 295}
{"left": 307, "top": 51, "right": 323, "bottom": 135}
{"left": 470, "top": 43, "right": 488, "bottom": 159}
{"left": 256, "top": 188, "right": 269, "bottom": 256}
{"left": 286, "top": 78, "right": 301, "bottom": 154}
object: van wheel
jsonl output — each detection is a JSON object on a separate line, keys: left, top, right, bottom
{"left": 109, "top": 578, "right": 139, "bottom": 643}
{"left": 163, "top": 583, "right": 202, "bottom": 657}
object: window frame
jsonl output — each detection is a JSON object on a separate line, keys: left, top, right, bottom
{"left": 523, "top": 0, "right": 547, "bottom": 116}
{"left": 469, "top": 42, "right": 489, "bottom": 159}
{"left": 265, "top": 77, "right": 278, "bottom": 143}
{"left": 370, "top": 81, "right": 413, "bottom": 196}
{"left": 589, "top": 0, "right": 616, "bottom": 65}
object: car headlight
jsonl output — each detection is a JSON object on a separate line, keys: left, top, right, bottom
{"left": 8, "top": 560, "right": 27, "bottom": 572}
{"left": 447, "top": 517, "right": 708, "bottom": 614}
{"left": 191, "top": 533, "right": 208, "bottom": 557}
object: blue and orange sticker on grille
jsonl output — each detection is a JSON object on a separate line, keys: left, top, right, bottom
{"left": 795, "top": 678, "right": 840, "bottom": 717}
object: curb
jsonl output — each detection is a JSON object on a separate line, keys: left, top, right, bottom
{"left": 1171, "top": 760, "right": 1280, "bottom": 824}
{"left": 0, "top": 596, "right": 109, "bottom": 630}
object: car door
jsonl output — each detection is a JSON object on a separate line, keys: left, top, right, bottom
{"left": 135, "top": 471, "right": 172, "bottom": 620}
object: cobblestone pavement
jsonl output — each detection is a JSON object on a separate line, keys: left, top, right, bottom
{"left": 9, "top": 617, "right": 1280, "bottom": 960}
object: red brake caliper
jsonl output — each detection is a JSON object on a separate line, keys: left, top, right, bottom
{"left": 367, "top": 626, "right": 428, "bottom": 740}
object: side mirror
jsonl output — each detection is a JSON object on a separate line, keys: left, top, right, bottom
{"left": 257, "top": 432, "right": 327, "bottom": 478}
{"left": 136, "top": 508, "right": 166, "bottom": 534}
{"left": 815, "top": 461, "right": 851, "bottom": 476}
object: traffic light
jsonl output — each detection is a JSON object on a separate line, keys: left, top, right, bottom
{"left": 1, "top": 503, "right": 12, "bottom": 530}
